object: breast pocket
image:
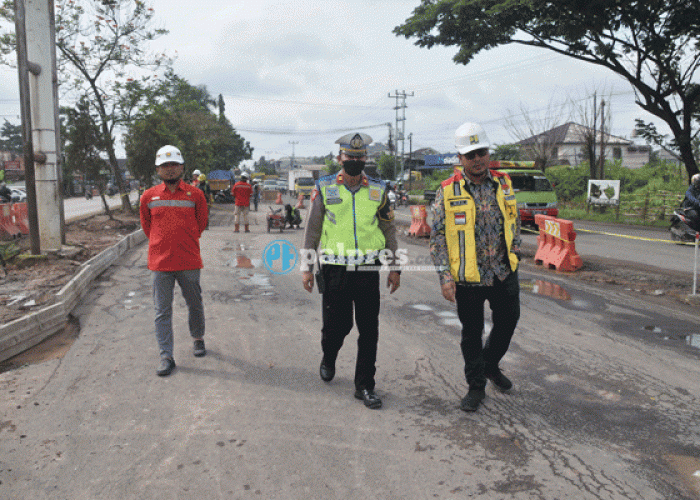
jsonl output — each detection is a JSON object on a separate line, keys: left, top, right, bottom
{"left": 445, "top": 197, "right": 474, "bottom": 228}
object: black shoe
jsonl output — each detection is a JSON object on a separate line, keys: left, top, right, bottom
{"left": 485, "top": 368, "right": 513, "bottom": 391}
{"left": 319, "top": 359, "right": 335, "bottom": 382}
{"left": 156, "top": 358, "right": 176, "bottom": 377}
{"left": 354, "top": 388, "right": 382, "bottom": 409}
{"left": 460, "top": 389, "right": 485, "bottom": 412}
{"left": 193, "top": 339, "right": 206, "bottom": 357}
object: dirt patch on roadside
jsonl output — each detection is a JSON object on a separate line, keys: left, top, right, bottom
{"left": 0, "top": 209, "right": 140, "bottom": 325}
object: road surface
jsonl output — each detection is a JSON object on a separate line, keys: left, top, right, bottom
{"left": 0, "top": 201, "right": 698, "bottom": 499}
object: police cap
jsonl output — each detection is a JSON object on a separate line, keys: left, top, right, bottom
{"left": 336, "top": 132, "right": 372, "bottom": 157}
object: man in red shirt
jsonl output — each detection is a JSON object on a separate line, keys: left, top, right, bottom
{"left": 231, "top": 172, "right": 253, "bottom": 233}
{"left": 140, "top": 145, "right": 209, "bottom": 376}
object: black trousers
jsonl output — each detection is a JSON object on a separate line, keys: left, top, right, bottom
{"left": 456, "top": 270, "right": 520, "bottom": 390}
{"left": 320, "top": 265, "right": 380, "bottom": 391}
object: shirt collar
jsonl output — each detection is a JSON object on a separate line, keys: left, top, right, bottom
{"left": 456, "top": 167, "right": 494, "bottom": 187}
{"left": 157, "top": 179, "right": 187, "bottom": 193}
{"left": 336, "top": 172, "right": 368, "bottom": 186}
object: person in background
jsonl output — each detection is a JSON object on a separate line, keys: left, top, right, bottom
{"left": 301, "top": 132, "right": 401, "bottom": 410}
{"left": 231, "top": 172, "right": 253, "bottom": 233}
{"left": 252, "top": 180, "right": 260, "bottom": 211}
{"left": 430, "top": 122, "right": 522, "bottom": 413}
{"left": 139, "top": 145, "right": 209, "bottom": 377}
{"left": 681, "top": 173, "right": 700, "bottom": 230}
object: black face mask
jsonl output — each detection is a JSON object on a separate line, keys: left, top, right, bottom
{"left": 343, "top": 160, "right": 365, "bottom": 177}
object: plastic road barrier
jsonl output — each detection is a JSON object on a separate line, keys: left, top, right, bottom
{"left": 0, "top": 203, "right": 21, "bottom": 239}
{"left": 11, "top": 202, "right": 29, "bottom": 234}
{"left": 534, "top": 214, "right": 583, "bottom": 272}
{"left": 408, "top": 205, "right": 431, "bottom": 237}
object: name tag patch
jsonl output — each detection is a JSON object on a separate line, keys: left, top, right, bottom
{"left": 369, "top": 187, "right": 381, "bottom": 201}
{"left": 325, "top": 186, "right": 342, "bottom": 204}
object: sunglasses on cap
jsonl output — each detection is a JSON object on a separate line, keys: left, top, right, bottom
{"left": 463, "top": 148, "right": 489, "bottom": 160}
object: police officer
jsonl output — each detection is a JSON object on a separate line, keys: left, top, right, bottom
{"left": 301, "top": 132, "right": 401, "bottom": 409}
{"left": 430, "top": 122, "right": 522, "bottom": 412}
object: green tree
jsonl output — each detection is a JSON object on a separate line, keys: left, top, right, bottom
{"left": 62, "top": 97, "right": 113, "bottom": 214}
{"left": 0, "top": 120, "right": 22, "bottom": 154}
{"left": 123, "top": 76, "right": 252, "bottom": 186}
{"left": 395, "top": 0, "right": 700, "bottom": 178}
{"left": 254, "top": 156, "right": 277, "bottom": 176}
{"left": 324, "top": 158, "right": 341, "bottom": 175}
{"left": 491, "top": 144, "right": 522, "bottom": 161}
{"left": 1, "top": 0, "right": 172, "bottom": 211}
{"left": 376, "top": 153, "right": 396, "bottom": 180}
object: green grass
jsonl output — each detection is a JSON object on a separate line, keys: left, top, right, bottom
{"left": 558, "top": 203, "right": 670, "bottom": 227}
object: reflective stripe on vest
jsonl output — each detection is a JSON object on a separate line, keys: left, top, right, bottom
{"left": 319, "top": 178, "right": 385, "bottom": 264}
{"left": 443, "top": 173, "right": 518, "bottom": 283}
{"left": 148, "top": 199, "right": 196, "bottom": 209}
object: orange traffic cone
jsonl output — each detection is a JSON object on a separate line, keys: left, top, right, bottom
{"left": 275, "top": 191, "right": 283, "bottom": 205}
{"left": 296, "top": 193, "right": 306, "bottom": 209}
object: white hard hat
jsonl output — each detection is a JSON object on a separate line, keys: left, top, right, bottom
{"left": 455, "top": 122, "right": 490, "bottom": 155}
{"left": 240, "top": 172, "right": 249, "bottom": 179}
{"left": 692, "top": 173, "right": 700, "bottom": 188}
{"left": 192, "top": 169, "right": 202, "bottom": 176}
{"left": 155, "top": 145, "right": 184, "bottom": 166}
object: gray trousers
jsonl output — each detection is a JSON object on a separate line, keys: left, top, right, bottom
{"left": 153, "top": 269, "right": 205, "bottom": 360}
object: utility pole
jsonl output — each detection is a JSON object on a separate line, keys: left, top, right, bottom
{"left": 15, "top": 0, "right": 63, "bottom": 253}
{"left": 289, "top": 140, "right": 298, "bottom": 170}
{"left": 407, "top": 132, "right": 413, "bottom": 191}
{"left": 388, "top": 90, "right": 413, "bottom": 181}
{"left": 599, "top": 99, "right": 606, "bottom": 180}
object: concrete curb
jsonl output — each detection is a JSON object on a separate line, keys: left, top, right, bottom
{"left": 0, "top": 229, "right": 146, "bottom": 363}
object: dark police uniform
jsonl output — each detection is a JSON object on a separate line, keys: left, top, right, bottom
{"left": 302, "top": 133, "right": 399, "bottom": 408}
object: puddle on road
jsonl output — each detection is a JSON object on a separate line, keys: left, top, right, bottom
{"left": 408, "top": 303, "right": 489, "bottom": 329}
{"left": 665, "top": 455, "right": 700, "bottom": 498}
{"left": 522, "top": 279, "right": 571, "bottom": 301}
{"left": 643, "top": 325, "right": 700, "bottom": 349}
{"left": 411, "top": 304, "right": 434, "bottom": 311}
{"left": 227, "top": 255, "right": 262, "bottom": 269}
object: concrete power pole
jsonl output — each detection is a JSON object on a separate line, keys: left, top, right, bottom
{"left": 289, "top": 140, "right": 298, "bottom": 170}
{"left": 388, "top": 90, "right": 413, "bottom": 181}
{"left": 14, "top": 0, "right": 63, "bottom": 253}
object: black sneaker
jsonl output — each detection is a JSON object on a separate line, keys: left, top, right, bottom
{"left": 156, "top": 358, "right": 176, "bottom": 377}
{"left": 460, "top": 389, "right": 485, "bottom": 412}
{"left": 193, "top": 339, "right": 206, "bottom": 357}
{"left": 485, "top": 368, "right": 513, "bottom": 391}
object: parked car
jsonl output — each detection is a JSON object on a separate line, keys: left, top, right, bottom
{"left": 262, "top": 179, "right": 278, "bottom": 191}
{"left": 10, "top": 188, "right": 27, "bottom": 202}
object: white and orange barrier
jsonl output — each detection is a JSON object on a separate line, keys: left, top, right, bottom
{"left": 533, "top": 214, "right": 583, "bottom": 272}
{"left": 0, "top": 203, "right": 21, "bottom": 239}
{"left": 11, "top": 202, "right": 29, "bottom": 234}
{"left": 408, "top": 205, "right": 431, "bottom": 238}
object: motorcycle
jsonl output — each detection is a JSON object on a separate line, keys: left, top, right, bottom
{"left": 266, "top": 206, "right": 285, "bottom": 233}
{"left": 214, "top": 190, "right": 235, "bottom": 204}
{"left": 284, "top": 204, "right": 302, "bottom": 229}
{"left": 669, "top": 207, "right": 700, "bottom": 243}
{"left": 396, "top": 190, "right": 409, "bottom": 207}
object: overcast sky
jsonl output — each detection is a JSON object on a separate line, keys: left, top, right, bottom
{"left": 0, "top": 0, "right": 670, "bottom": 166}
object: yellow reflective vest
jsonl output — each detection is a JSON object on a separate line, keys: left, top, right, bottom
{"left": 318, "top": 173, "right": 387, "bottom": 265}
{"left": 441, "top": 170, "right": 519, "bottom": 283}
